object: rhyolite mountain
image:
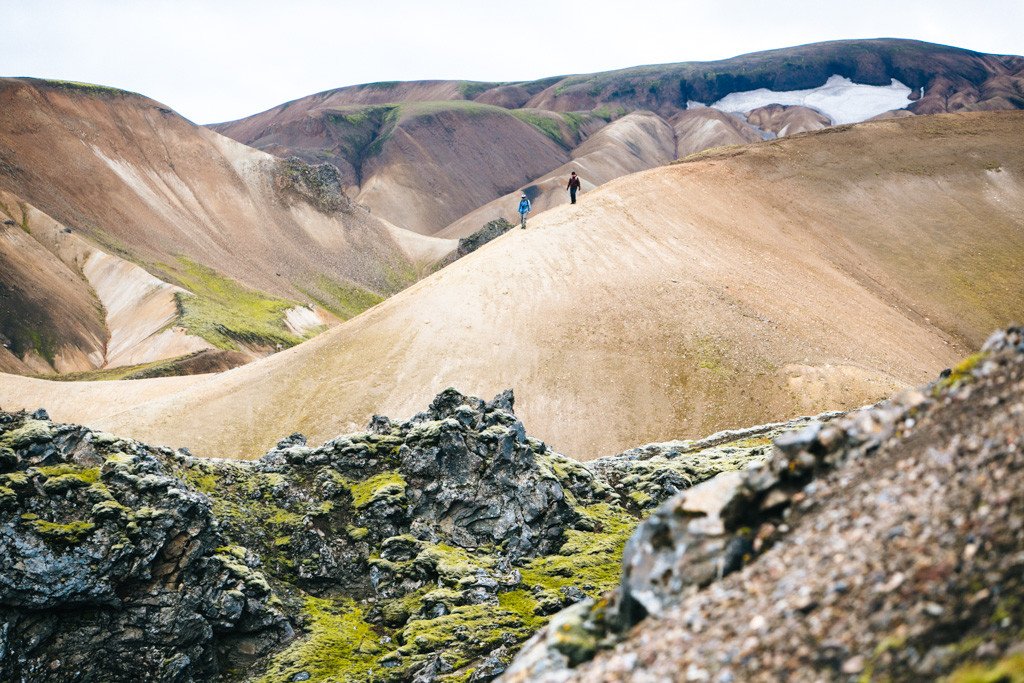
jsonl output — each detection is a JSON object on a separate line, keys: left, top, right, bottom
{"left": 0, "top": 78, "right": 452, "bottom": 378}
{"left": 7, "top": 111, "right": 1021, "bottom": 461}
{"left": 211, "top": 38, "right": 1024, "bottom": 236}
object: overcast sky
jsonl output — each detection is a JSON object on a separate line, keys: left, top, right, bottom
{"left": 3, "top": 0, "right": 1022, "bottom": 124}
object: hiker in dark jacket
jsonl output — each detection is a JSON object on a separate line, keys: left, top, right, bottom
{"left": 567, "top": 171, "right": 582, "bottom": 204}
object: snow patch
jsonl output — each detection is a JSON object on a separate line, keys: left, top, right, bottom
{"left": 700, "top": 75, "right": 913, "bottom": 126}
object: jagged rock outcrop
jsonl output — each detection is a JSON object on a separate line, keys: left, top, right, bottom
{"left": 456, "top": 218, "right": 515, "bottom": 257}
{"left": 504, "top": 328, "right": 1024, "bottom": 682}
{"left": 275, "top": 157, "right": 352, "bottom": 213}
{"left": 0, "top": 413, "right": 291, "bottom": 682}
{"left": 0, "top": 387, "right": 776, "bottom": 682}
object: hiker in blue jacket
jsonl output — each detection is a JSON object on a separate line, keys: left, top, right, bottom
{"left": 518, "top": 193, "right": 531, "bottom": 229}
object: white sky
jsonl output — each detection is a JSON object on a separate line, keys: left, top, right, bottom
{"left": 2, "top": 0, "right": 1022, "bottom": 124}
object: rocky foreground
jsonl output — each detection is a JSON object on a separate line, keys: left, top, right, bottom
{"left": 0, "top": 386, "right": 810, "bottom": 682}
{"left": 506, "top": 328, "right": 1024, "bottom": 682}
{"left": 3, "top": 330, "right": 1022, "bottom": 683}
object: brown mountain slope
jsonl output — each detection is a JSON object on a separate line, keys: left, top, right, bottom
{"left": 670, "top": 108, "right": 765, "bottom": 158}
{"left": 0, "top": 78, "right": 443, "bottom": 374}
{"left": 2, "top": 111, "right": 1022, "bottom": 459}
{"left": 438, "top": 111, "right": 678, "bottom": 238}
{"left": 211, "top": 39, "right": 1024, "bottom": 240}
{"left": 0, "top": 78, "right": 418, "bottom": 299}
{"left": 214, "top": 100, "right": 581, "bottom": 235}
{"left": 0, "top": 212, "right": 106, "bottom": 374}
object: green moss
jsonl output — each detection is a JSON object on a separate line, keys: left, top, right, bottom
{"left": 103, "top": 452, "right": 133, "bottom": 465}
{"left": 510, "top": 109, "right": 571, "bottom": 148}
{"left": 36, "top": 353, "right": 213, "bottom": 382}
{"left": 0, "top": 485, "right": 16, "bottom": 507}
{"left": 299, "top": 276, "right": 384, "bottom": 321}
{"left": 591, "top": 105, "right": 627, "bottom": 122}
{"left": 349, "top": 472, "right": 408, "bottom": 509}
{"left": 41, "top": 79, "right": 131, "bottom": 96}
{"left": 215, "top": 545, "right": 248, "bottom": 560}
{"left": 166, "top": 256, "right": 303, "bottom": 350}
{"left": 520, "top": 503, "right": 635, "bottom": 594}
{"left": 0, "top": 420, "right": 53, "bottom": 449}
{"left": 1, "top": 472, "right": 29, "bottom": 487}
{"left": 186, "top": 470, "right": 219, "bottom": 494}
{"left": 627, "top": 490, "right": 653, "bottom": 507}
{"left": 399, "top": 602, "right": 533, "bottom": 667}
{"left": 457, "top": 81, "right": 494, "bottom": 100}
{"left": 497, "top": 589, "right": 545, "bottom": 631}
{"left": 936, "top": 352, "right": 989, "bottom": 392}
{"left": 729, "top": 436, "right": 774, "bottom": 448}
{"left": 947, "top": 654, "right": 1024, "bottom": 683}
{"left": 415, "top": 543, "right": 492, "bottom": 585}
{"left": 91, "top": 498, "right": 128, "bottom": 518}
{"left": 256, "top": 597, "right": 382, "bottom": 683}
{"left": 36, "top": 464, "right": 100, "bottom": 484}
{"left": 28, "top": 519, "right": 96, "bottom": 544}
{"left": 347, "top": 526, "right": 370, "bottom": 540}
{"left": 267, "top": 508, "right": 304, "bottom": 525}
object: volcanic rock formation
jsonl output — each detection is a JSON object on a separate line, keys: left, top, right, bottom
{"left": 504, "top": 328, "right": 1024, "bottom": 682}
{"left": 0, "top": 388, "right": 791, "bottom": 681}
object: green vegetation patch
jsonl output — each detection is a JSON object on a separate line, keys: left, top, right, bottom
{"left": 0, "top": 421, "right": 53, "bottom": 449}
{"left": 34, "top": 352, "right": 210, "bottom": 382}
{"left": 36, "top": 465, "right": 100, "bottom": 494}
{"left": 0, "top": 198, "right": 31, "bottom": 234}
{"left": 457, "top": 81, "right": 495, "bottom": 100}
{"left": 947, "top": 654, "right": 1024, "bottom": 683}
{"left": 299, "top": 276, "right": 384, "bottom": 321}
{"left": 591, "top": 105, "right": 628, "bottom": 122}
{"left": 257, "top": 596, "right": 383, "bottom": 683}
{"left": 520, "top": 503, "right": 636, "bottom": 593}
{"left": 935, "top": 352, "right": 989, "bottom": 393}
{"left": 510, "top": 109, "right": 572, "bottom": 148}
{"left": 167, "top": 257, "right": 303, "bottom": 350}
{"left": 27, "top": 518, "right": 96, "bottom": 544}
{"left": 39, "top": 79, "right": 133, "bottom": 96}
{"left": 397, "top": 100, "right": 504, "bottom": 120}
{"left": 348, "top": 472, "right": 407, "bottom": 509}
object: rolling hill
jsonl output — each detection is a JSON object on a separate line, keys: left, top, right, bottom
{"left": 0, "top": 78, "right": 451, "bottom": 376}
{"left": 3, "top": 111, "right": 1022, "bottom": 459}
{"left": 212, "top": 39, "right": 1024, "bottom": 237}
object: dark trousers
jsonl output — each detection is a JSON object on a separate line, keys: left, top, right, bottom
{"left": 570, "top": 188, "right": 577, "bottom": 204}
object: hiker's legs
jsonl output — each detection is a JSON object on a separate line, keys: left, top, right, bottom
{"left": 570, "top": 188, "right": 577, "bottom": 204}
{"left": 520, "top": 212, "right": 526, "bottom": 228}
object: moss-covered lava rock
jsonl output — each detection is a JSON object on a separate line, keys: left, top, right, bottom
{"left": 0, "top": 388, "right": 787, "bottom": 682}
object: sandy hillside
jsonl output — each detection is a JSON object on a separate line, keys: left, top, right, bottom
{"left": 2, "top": 112, "right": 1022, "bottom": 459}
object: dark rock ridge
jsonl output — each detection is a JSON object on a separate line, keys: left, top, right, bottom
{"left": 457, "top": 218, "right": 515, "bottom": 258}
{"left": 504, "top": 328, "right": 1024, "bottom": 682}
{"left": 275, "top": 156, "right": 352, "bottom": 213}
{"left": 0, "top": 387, "right": 781, "bottom": 682}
